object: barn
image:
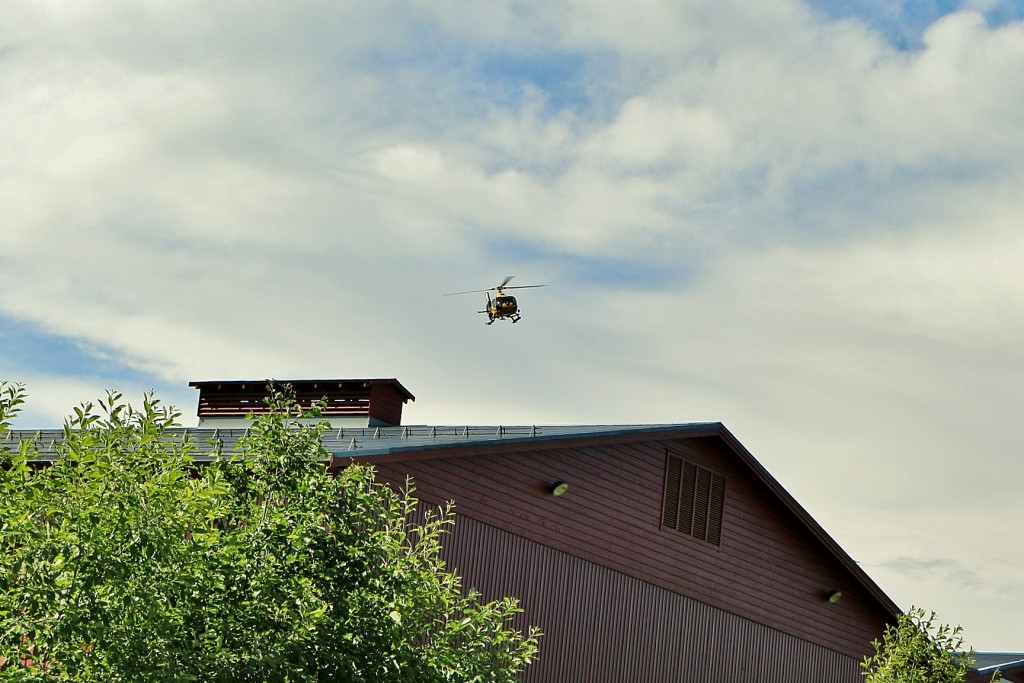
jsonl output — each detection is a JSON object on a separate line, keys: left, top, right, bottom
{"left": 185, "top": 378, "right": 899, "bottom": 682}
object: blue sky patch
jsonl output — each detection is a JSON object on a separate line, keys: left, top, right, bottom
{"left": 476, "top": 51, "right": 590, "bottom": 112}
{"left": 0, "top": 316, "right": 195, "bottom": 427}
{"left": 0, "top": 316, "right": 153, "bottom": 386}
{"left": 808, "top": 0, "right": 1023, "bottom": 49}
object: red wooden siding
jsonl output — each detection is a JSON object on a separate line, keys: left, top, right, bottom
{"left": 364, "top": 383, "right": 410, "bottom": 426}
{"left": 370, "top": 433, "right": 891, "bottom": 662}
{"left": 437, "top": 513, "right": 863, "bottom": 682}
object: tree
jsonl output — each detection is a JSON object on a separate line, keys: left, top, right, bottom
{"left": 0, "top": 381, "right": 540, "bottom": 681}
{"left": 861, "top": 607, "right": 993, "bottom": 683}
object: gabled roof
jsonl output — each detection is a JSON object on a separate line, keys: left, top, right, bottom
{"left": 7, "top": 420, "right": 899, "bottom": 618}
{"left": 329, "top": 421, "right": 901, "bottom": 618}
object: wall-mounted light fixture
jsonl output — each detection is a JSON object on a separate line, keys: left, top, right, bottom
{"left": 825, "top": 589, "right": 843, "bottom": 604}
{"left": 549, "top": 480, "right": 570, "bottom": 497}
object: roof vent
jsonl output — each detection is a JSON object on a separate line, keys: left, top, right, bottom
{"left": 188, "top": 378, "right": 415, "bottom": 429}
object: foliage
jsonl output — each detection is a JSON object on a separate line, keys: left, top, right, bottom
{"left": 861, "top": 607, "right": 992, "bottom": 683}
{"left": 0, "top": 380, "right": 540, "bottom": 682}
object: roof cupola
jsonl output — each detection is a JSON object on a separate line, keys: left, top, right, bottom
{"left": 188, "top": 378, "right": 415, "bottom": 428}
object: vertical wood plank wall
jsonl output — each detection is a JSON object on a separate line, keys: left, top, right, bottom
{"left": 442, "top": 514, "right": 862, "bottom": 683}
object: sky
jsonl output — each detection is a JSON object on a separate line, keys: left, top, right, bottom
{"left": 2, "top": 0, "right": 1024, "bottom": 651}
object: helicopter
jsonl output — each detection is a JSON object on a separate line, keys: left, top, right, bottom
{"left": 444, "top": 276, "right": 546, "bottom": 324}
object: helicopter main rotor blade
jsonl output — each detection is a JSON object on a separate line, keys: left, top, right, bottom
{"left": 443, "top": 278, "right": 545, "bottom": 296}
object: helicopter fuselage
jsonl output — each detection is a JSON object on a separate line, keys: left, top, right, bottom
{"left": 483, "top": 292, "right": 520, "bottom": 324}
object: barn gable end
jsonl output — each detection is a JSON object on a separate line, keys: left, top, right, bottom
{"left": 360, "top": 425, "right": 896, "bottom": 681}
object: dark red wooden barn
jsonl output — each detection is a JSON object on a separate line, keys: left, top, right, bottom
{"left": 188, "top": 378, "right": 900, "bottom": 681}
{"left": 12, "top": 378, "right": 901, "bottom": 681}
{"left": 343, "top": 425, "right": 896, "bottom": 681}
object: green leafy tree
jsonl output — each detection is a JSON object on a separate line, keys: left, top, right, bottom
{"left": 862, "top": 607, "right": 993, "bottom": 683}
{"left": 0, "top": 381, "right": 540, "bottom": 681}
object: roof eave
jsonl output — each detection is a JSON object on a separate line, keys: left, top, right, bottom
{"left": 713, "top": 424, "right": 901, "bottom": 617}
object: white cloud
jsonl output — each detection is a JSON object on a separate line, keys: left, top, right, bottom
{"left": 582, "top": 97, "right": 734, "bottom": 170}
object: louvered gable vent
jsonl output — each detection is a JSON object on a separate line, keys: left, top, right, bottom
{"left": 662, "top": 453, "right": 726, "bottom": 545}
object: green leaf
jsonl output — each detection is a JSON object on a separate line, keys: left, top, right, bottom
{"left": 0, "top": 381, "right": 541, "bottom": 682}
